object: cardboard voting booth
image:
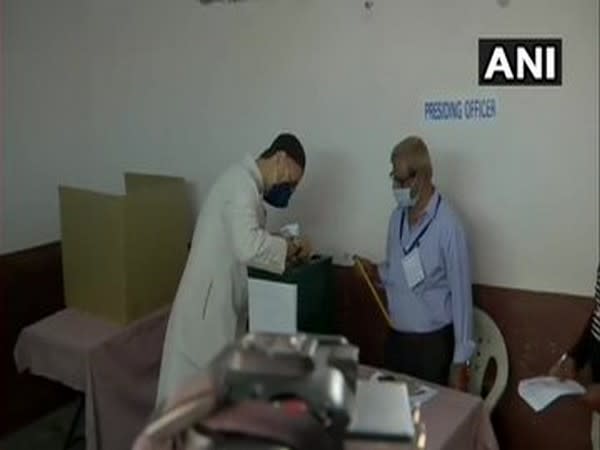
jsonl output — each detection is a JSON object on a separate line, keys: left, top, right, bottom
{"left": 59, "top": 173, "right": 192, "bottom": 325}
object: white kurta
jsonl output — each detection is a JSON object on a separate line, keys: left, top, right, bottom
{"left": 156, "top": 155, "right": 287, "bottom": 404}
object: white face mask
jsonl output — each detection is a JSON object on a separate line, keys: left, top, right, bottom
{"left": 393, "top": 187, "right": 417, "bottom": 208}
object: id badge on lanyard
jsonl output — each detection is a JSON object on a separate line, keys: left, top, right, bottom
{"left": 399, "top": 195, "right": 442, "bottom": 290}
{"left": 401, "top": 248, "right": 425, "bottom": 289}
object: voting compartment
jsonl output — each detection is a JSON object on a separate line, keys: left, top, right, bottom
{"left": 59, "top": 173, "right": 193, "bottom": 325}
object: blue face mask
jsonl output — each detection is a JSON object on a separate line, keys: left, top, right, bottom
{"left": 263, "top": 183, "right": 294, "bottom": 208}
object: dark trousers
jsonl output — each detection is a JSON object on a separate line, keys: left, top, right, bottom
{"left": 384, "top": 324, "right": 454, "bottom": 386}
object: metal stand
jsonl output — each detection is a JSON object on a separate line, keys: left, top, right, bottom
{"left": 63, "top": 395, "right": 84, "bottom": 450}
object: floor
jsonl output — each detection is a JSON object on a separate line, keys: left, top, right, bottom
{"left": 0, "top": 401, "right": 85, "bottom": 450}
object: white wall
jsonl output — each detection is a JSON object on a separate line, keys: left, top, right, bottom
{"left": 2, "top": 0, "right": 598, "bottom": 295}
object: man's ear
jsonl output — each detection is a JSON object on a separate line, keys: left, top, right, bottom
{"left": 411, "top": 172, "right": 422, "bottom": 194}
{"left": 270, "top": 151, "right": 286, "bottom": 183}
{"left": 414, "top": 172, "right": 421, "bottom": 185}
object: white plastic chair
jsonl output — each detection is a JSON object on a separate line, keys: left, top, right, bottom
{"left": 591, "top": 411, "right": 600, "bottom": 450}
{"left": 469, "top": 307, "right": 509, "bottom": 412}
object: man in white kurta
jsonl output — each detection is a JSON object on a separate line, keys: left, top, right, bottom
{"left": 156, "top": 134, "right": 307, "bottom": 404}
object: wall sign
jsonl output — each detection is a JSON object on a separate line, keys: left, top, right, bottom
{"left": 424, "top": 98, "right": 497, "bottom": 122}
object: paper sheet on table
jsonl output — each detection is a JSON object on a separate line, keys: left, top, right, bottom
{"left": 518, "top": 376, "right": 586, "bottom": 412}
{"left": 369, "top": 371, "right": 438, "bottom": 408}
{"left": 248, "top": 278, "right": 297, "bottom": 334}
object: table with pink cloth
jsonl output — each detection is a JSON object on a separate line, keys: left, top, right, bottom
{"left": 347, "top": 366, "right": 499, "bottom": 450}
{"left": 15, "top": 308, "right": 497, "bottom": 450}
{"left": 14, "top": 307, "right": 170, "bottom": 450}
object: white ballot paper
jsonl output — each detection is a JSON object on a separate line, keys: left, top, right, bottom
{"left": 280, "top": 223, "right": 300, "bottom": 238}
{"left": 248, "top": 278, "right": 297, "bottom": 334}
{"left": 518, "top": 376, "right": 586, "bottom": 412}
{"left": 369, "top": 371, "right": 438, "bottom": 408}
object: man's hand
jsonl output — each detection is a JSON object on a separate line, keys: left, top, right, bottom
{"left": 549, "top": 354, "right": 577, "bottom": 381}
{"left": 448, "top": 363, "right": 470, "bottom": 391}
{"left": 285, "top": 238, "right": 299, "bottom": 260}
{"left": 286, "top": 236, "right": 312, "bottom": 264}
{"left": 582, "top": 384, "right": 600, "bottom": 412}
{"left": 295, "top": 236, "right": 312, "bottom": 261}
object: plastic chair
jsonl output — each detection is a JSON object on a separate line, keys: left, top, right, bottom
{"left": 591, "top": 411, "right": 600, "bottom": 450}
{"left": 469, "top": 307, "right": 509, "bottom": 411}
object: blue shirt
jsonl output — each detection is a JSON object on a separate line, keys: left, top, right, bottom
{"left": 378, "top": 190, "right": 475, "bottom": 363}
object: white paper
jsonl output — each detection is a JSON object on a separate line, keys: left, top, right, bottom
{"left": 401, "top": 249, "right": 425, "bottom": 289}
{"left": 348, "top": 380, "right": 415, "bottom": 439}
{"left": 408, "top": 383, "right": 438, "bottom": 407}
{"left": 279, "top": 223, "right": 300, "bottom": 238}
{"left": 369, "top": 371, "right": 438, "bottom": 408}
{"left": 518, "top": 376, "right": 586, "bottom": 412}
{"left": 248, "top": 278, "right": 297, "bottom": 334}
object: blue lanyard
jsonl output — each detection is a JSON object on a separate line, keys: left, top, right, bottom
{"left": 399, "top": 195, "right": 442, "bottom": 255}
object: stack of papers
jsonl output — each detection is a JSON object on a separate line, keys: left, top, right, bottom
{"left": 369, "top": 371, "right": 438, "bottom": 408}
{"left": 407, "top": 383, "right": 438, "bottom": 408}
{"left": 518, "top": 376, "right": 586, "bottom": 412}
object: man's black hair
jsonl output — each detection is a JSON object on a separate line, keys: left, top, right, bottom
{"left": 260, "top": 133, "right": 305, "bottom": 170}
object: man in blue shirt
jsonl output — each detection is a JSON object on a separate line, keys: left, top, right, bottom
{"left": 363, "top": 136, "right": 475, "bottom": 389}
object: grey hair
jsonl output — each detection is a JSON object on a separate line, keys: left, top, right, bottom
{"left": 390, "top": 136, "right": 433, "bottom": 179}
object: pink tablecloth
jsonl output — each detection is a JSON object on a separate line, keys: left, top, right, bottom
{"left": 14, "top": 308, "right": 122, "bottom": 391}
{"left": 345, "top": 367, "right": 499, "bottom": 450}
{"left": 14, "top": 307, "right": 170, "bottom": 450}
{"left": 134, "top": 367, "right": 499, "bottom": 450}
{"left": 16, "top": 309, "right": 497, "bottom": 450}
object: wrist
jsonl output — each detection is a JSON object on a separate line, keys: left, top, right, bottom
{"left": 286, "top": 239, "right": 297, "bottom": 256}
{"left": 561, "top": 352, "right": 577, "bottom": 365}
{"left": 287, "top": 238, "right": 303, "bottom": 258}
{"left": 452, "top": 362, "right": 469, "bottom": 374}
{"left": 449, "top": 363, "right": 470, "bottom": 390}
{"left": 452, "top": 360, "right": 470, "bottom": 368}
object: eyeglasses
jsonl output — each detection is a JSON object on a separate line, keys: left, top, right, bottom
{"left": 390, "top": 170, "right": 416, "bottom": 187}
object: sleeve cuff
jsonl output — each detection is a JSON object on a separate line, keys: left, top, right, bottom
{"left": 247, "top": 236, "right": 287, "bottom": 275}
{"left": 453, "top": 340, "right": 476, "bottom": 364}
{"left": 268, "top": 236, "right": 288, "bottom": 274}
{"left": 377, "top": 263, "right": 388, "bottom": 285}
